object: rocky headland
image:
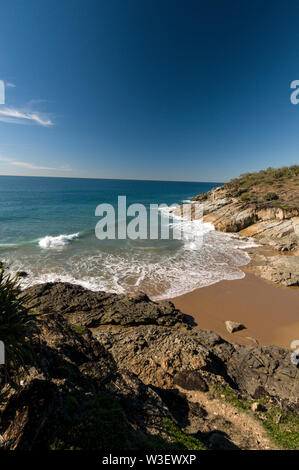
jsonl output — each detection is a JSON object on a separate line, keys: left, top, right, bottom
{"left": 0, "top": 282, "right": 298, "bottom": 450}
{"left": 188, "top": 166, "right": 299, "bottom": 287}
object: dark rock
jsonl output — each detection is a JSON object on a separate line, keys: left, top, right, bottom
{"left": 25, "top": 282, "right": 187, "bottom": 328}
{"left": 0, "top": 312, "right": 173, "bottom": 450}
{"left": 253, "top": 386, "right": 270, "bottom": 399}
{"left": 1, "top": 281, "right": 298, "bottom": 450}
{"left": 208, "top": 431, "right": 239, "bottom": 450}
{"left": 173, "top": 370, "right": 208, "bottom": 392}
{"left": 16, "top": 271, "right": 28, "bottom": 278}
{"left": 25, "top": 283, "right": 299, "bottom": 401}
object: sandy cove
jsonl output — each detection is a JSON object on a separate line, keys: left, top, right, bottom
{"left": 169, "top": 174, "right": 299, "bottom": 349}
{"left": 169, "top": 271, "right": 299, "bottom": 349}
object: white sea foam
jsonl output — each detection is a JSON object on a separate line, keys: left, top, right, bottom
{"left": 7, "top": 217, "right": 259, "bottom": 301}
{"left": 38, "top": 233, "right": 79, "bottom": 248}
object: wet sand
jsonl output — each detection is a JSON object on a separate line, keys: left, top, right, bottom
{"left": 169, "top": 273, "right": 299, "bottom": 348}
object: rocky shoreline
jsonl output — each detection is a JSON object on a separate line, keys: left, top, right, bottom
{"left": 187, "top": 184, "right": 299, "bottom": 287}
{"left": 0, "top": 282, "right": 298, "bottom": 450}
{"left": 1, "top": 167, "right": 298, "bottom": 450}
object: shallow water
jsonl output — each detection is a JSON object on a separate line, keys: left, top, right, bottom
{"left": 0, "top": 175, "right": 256, "bottom": 299}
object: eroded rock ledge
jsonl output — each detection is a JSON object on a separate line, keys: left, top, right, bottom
{"left": 188, "top": 185, "right": 299, "bottom": 286}
{"left": 1, "top": 282, "right": 296, "bottom": 451}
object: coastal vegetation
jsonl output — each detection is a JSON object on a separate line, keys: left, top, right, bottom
{"left": 225, "top": 165, "right": 299, "bottom": 209}
{"left": 0, "top": 266, "right": 36, "bottom": 375}
{"left": 211, "top": 384, "right": 299, "bottom": 450}
{"left": 51, "top": 393, "right": 206, "bottom": 450}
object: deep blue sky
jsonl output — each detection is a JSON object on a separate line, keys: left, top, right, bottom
{"left": 0, "top": 0, "right": 298, "bottom": 181}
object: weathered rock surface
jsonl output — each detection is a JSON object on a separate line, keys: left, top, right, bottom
{"left": 247, "top": 254, "right": 299, "bottom": 287}
{"left": 173, "top": 185, "right": 299, "bottom": 286}
{"left": 225, "top": 321, "right": 246, "bottom": 334}
{"left": 0, "top": 311, "right": 174, "bottom": 450}
{"left": 25, "top": 283, "right": 299, "bottom": 402}
{"left": 190, "top": 186, "right": 299, "bottom": 252}
{"left": 25, "top": 282, "right": 186, "bottom": 328}
{"left": 1, "top": 282, "right": 298, "bottom": 450}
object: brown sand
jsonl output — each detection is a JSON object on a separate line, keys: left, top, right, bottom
{"left": 169, "top": 273, "right": 299, "bottom": 348}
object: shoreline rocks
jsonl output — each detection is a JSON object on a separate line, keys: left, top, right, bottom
{"left": 182, "top": 185, "right": 299, "bottom": 287}
{"left": 0, "top": 281, "right": 298, "bottom": 450}
{"left": 24, "top": 283, "right": 299, "bottom": 401}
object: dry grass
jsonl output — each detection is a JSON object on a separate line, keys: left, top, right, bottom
{"left": 225, "top": 166, "right": 299, "bottom": 210}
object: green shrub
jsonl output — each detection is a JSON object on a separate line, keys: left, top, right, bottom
{"left": 162, "top": 418, "right": 206, "bottom": 450}
{"left": 240, "top": 193, "right": 252, "bottom": 202}
{"left": 226, "top": 165, "right": 299, "bottom": 191}
{"left": 264, "top": 192, "right": 279, "bottom": 201}
{"left": 52, "top": 392, "right": 131, "bottom": 450}
{"left": 70, "top": 324, "right": 87, "bottom": 335}
{"left": 0, "top": 266, "right": 37, "bottom": 373}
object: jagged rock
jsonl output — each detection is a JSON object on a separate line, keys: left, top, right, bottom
{"left": 173, "top": 370, "right": 208, "bottom": 391}
{"left": 225, "top": 321, "right": 246, "bottom": 334}
{"left": 93, "top": 324, "right": 210, "bottom": 389}
{"left": 250, "top": 254, "right": 299, "bottom": 286}
{"left": 1, "top": 282, "right": 298, "bottom": 450}
{"left": 180, "top": 184, "right": 299, "bottom": 286}
{"left": 0, "top": 312, "right": 173, "bottom": 450}
{"left": 25, "top": 283, "right": 186, "bottom": 328}
{"left": 25, "top": 283, "right": 299, "bottom": 402}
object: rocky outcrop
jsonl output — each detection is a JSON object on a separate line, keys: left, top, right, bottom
{"left": 191, "top": 186, "right": 299, "bottom": 251}
{"left": 0, "top": 310, "right": 174, "bottom": 450}
{"left": 25, "top": 283, "right": 299, "bottom": 401}
{"left": 25, "top": 282, "right": 185, "bottom": 328}
{"left": 1, "top": 282, "right": 298, "bottom": 450}
{"left": 180, "top": 185, "right": 299, "bottom": 286}
{"left": 246, "top": 253, "right": 299, "bottom": 287}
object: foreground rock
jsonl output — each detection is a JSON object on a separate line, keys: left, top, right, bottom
{"left": 225, "top": 321, "right": 246, "bottom": 334}
{"left": 25, "top": 282, "right": 186, "bottom": 328}
{"left": 246, "top": 253, "right": 299, "bottom": 287}
{"left": 1, "top": 282, "right": 298, "bottom": 450}
{"left": 25, "top": 283, "right": 299, "bottom": 401}
{"left": 0, "top": 311, "right": 174, "bottom": 450}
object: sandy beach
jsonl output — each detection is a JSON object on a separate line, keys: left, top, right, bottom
{"left": 169, "top": 272, "right": 299, "bottom": 349}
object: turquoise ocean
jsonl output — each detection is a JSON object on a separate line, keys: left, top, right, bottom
{"left": 0, "top": 176, "right": 256, "bottom": 299}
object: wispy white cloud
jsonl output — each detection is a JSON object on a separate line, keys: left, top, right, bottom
{"left": 0, "top": 155, "right": 71, "bottom": 171}
{"left": 6, "top": 82, "right": 16, "bottom": 88}
{"left": 0, "top": 107, "right": 53, "bottom": 126}
{"left": 10, "top": 161, "right": 57, "bottom": 170}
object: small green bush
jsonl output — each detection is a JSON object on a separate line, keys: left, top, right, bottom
{"left": 240, "top": 193, "right": 252, "bottom": 202}
{"left": 70, "top": 324, "right": 87, "bottom": 335}
{"left": 0, "top": 266, "right": 37, "bottom": 372}
{"left": 162, "top": 418, "right": 206, "bottom": 450}
{"left": 264, "top": 192, "right": 279, "bottom": 201}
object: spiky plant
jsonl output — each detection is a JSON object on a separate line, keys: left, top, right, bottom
{"left": 0, "top": 266, "right": 37, "bottom": 373}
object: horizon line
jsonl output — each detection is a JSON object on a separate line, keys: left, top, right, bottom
{"left": 0, "top": 173, "right": 225, "bottom": 184}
